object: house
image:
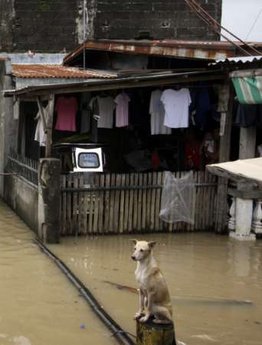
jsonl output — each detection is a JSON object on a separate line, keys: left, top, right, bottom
{"left": 2, "top": 38, "right": 262, "bottom": 242}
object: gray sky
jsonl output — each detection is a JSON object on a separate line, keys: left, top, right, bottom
{"left": 221, "top": 0, "right": 262, "bottom": 42}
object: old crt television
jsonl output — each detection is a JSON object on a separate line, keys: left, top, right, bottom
{"left": 53, "top": 143, "right": 105, "bottom": 173}
{"left": 73, "top": 147, "right": 104, "bottom": 172}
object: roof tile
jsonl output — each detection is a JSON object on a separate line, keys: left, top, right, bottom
{"left": 12, "top": 64, "right": 117, "bottom": 79}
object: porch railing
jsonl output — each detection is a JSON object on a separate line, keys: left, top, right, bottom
{"left": 6, "top": 153, "right": 39, "bottom": 186}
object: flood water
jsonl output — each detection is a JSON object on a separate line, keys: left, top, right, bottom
{"left": 1, "top": 199, "right": 262, "bottom": 345}
{"left": 0, "top": 200, "right": 118, "bottom": 345}
{"left": 51, "top": 235, "right": 262, "bottom": 345}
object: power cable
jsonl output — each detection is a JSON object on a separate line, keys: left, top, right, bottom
{"left": 34, "top": 238, "right": 135, "bottom": 345}
{"left": 245, "top": 8, "right": 262, "bottom": 41}
{"left": 184, "top": 0, "right": 261, "bottom": 56}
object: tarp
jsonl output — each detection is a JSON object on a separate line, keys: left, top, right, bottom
{"left": 231, "top": 76, "right": 262, "bottom": 104}
{"left": 230, "top": 69, "right": 262, "bottom": 104}
{"left": 207, "top": 158, "right": 262, "bottom": 184}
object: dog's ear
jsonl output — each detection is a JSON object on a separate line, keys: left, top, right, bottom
{"left": 131, "top": 239, "right": 137, "bottom": 245}
{"left": 148, "top": 241, "right": 156, "bottom": 248}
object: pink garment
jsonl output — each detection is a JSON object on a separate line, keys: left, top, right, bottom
{"left": 55, "top": 96, "right": 78, "bottom": 131}
{"left": 114, "top": 92, "right": 130, "bottom": 127}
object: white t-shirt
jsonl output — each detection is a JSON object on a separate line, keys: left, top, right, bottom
{"left": 149, "top": 89, "right": 171, "bottom": 135}
{"left": 114, "top": 92, "right": 130, "bottom": 127}
{"left": 160, "top": 88, "right": 191, "bottom": 128}
{"left": 90, "top": 96, "right": 115, "bottom": 128}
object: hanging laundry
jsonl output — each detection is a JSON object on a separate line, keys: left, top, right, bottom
{"left": 89, "top": 95, "right": 115, "bottom": 128}
{"left": 160, "top": 88, "right": 191, "bottom": 128}
{"left": 190, "top": 88, "right": 211, "bottom": 131}
{"left": 34, "top": 105, "right": 48, "bottom": 146}
{"left": 80, "top": 109, "right": 91, "bottom": 133}
{"left": 149, "top": 89, "right": 171, "bottom": 135}
{"left": 114, "top": 91, "right": 130, "bottom": 127}
{"left": 55, "top": 96, "right": 78, "bottom": 131}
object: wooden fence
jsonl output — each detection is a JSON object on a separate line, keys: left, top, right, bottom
{"left": 60, "top": 171, "right": 217, "bottom": 236}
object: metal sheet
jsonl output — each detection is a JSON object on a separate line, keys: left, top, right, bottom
{"left": 207, "top": 158, "right": 262, "bottom": 184}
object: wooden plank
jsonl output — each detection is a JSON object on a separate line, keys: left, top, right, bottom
{"left": 157, "top": 172, "right": 164, "bottom": 231}
{"left": 150, "top": 172, "right": 157, "bottom": 231}
{"left": 103, "top": 174, "right": 111, "bottom": 233}
{"left": 128, "top": 173, "right": 134, "bottom": 232}
{"left": 137, "top": 174, "right": 143, "bottom": 231}
{"left": 141, "top": 173, "right": 147, "bottom": 230}
{"left": 123, "top": 174, "right": 130, "bottom": 233}
{"left": 133, "top": 173, "right": 138, "bottom": 231}
{"left": 97, "top": 174, "right": 105, "bottom": 233}
{"left": 119, "top": 174, "right": 125, "bottom": 233}
{"left": 93, "top": 178, "right": 99, "bottom": 234}
{"left": 114, "top": 174, "right": 121, "bottom": 233}
{"left": 108, "top": 174, "right": 115, "bottom": 233}
{"left": 78, "top": 174, "right": 84, "bottom": 235}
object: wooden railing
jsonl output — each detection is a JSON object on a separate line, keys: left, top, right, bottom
{"left": 60, "top": 171, "right": 217, "bottom": 236}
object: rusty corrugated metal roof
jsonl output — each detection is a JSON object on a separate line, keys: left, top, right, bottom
{"left": 211, "top": 55, "right": 262, "bottom": 67}
{"left": 12, "top": 64, "right": 117, "bottom": 79}
{"left": 64, "top": 39, "right": 262, "bottom": 65}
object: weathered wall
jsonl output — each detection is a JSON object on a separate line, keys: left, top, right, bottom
{"left": 13, "top": 0, "right": 82, "bottom": 52}
{"left": 0, "top": 0, "right": 15, "bottom": 51}
{"left": 94, "top": 0, "right": 222, "bottom": 40}
{"left": 4, "top": 175, "right": 38, "bottom": 232}
{"left": 0, "top": 0, "right": 222, "bottom": 53}
{"left": 0, "top": 58, "right": 16, "bottom": 197}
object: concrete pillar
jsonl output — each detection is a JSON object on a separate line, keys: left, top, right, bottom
{"left": 230, "top": 182, "right": 256, "bottom": 241}
{"left": 228, "top": 196, "right": 236, "bottom": 231}
{"left": 231, "top": 126, "right": 257, "bottom": 240}
{"left": 252, "top": 200, "right": 262, "bottom": 235}
{"left": 38, "top": 158, "right": 61, "bottom": 243}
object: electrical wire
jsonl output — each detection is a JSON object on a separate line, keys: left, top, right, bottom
{"left": 33, "top": 238, "right": 135, "bottom": 345}
{"left": 245, "top": 8, "right": 262, "bottom": 41}
{"left": 184, "top": 0, "right": 261, "bottom": 56}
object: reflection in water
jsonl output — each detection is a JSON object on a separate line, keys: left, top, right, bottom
{"left": 0, "top": 201, "right": 117, "bottom": 345}
{"left": 51, "top": 233, "right": 262, "bottom": 345}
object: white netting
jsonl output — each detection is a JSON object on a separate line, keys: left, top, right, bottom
{"left": 159, "top": 171, "right": 196, "bottom": 224}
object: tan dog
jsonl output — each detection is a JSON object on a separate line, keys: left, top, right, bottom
{"left": 131, "top": 239, "right": 173, "bottom": 324}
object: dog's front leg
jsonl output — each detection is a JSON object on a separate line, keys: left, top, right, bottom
{"left": 139, "top": 292, "right": 152, "bottom": 323}
{"left": 134, "top": 288, "right": 145, "bottom": 320}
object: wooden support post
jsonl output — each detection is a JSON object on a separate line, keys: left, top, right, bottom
{"left": 37, "top": 95, "right": 55, "bottom": 158}
{"left": 239, "top": 127, "right": 256, "bottom": 159}
{"left": 215, "top": 83, "right": 233, "bottom": 233}
{"left": 38, "top": 158, "right": 61, "bottom": 243}
{"left": 136, "top": 320, "right": 176, "bottom": 345}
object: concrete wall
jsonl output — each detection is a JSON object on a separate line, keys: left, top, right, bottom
{"left": 0, "top": 59, "right": 17, "bottom": 197}
{"left": 0, "top": 0, "right": 222, "bottom": 53}
{"left": 4, "top": 174, "right": 38, "bottom": 232}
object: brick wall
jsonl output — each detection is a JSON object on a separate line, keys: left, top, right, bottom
{"left": 13, "top": 0, "right": 81, "bottom": 52}
{"left": 94, "top": 0, "right": 222, "bottom": 40}
{"left": 0, "top": 0, "right": 222, "bottom": 53}
{"left": 0, "top": 0, "right": 14, "bottom": 51}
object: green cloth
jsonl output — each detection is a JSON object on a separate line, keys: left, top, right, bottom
{"left": 232, "top": 76, "right": 262, "bottom": 104}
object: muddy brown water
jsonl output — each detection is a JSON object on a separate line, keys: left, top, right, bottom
{"left": 1, "top": 200, "right": 262, "bottom": 345}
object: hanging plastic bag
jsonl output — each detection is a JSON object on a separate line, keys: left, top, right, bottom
{"left": 159, "top": 171, "right": 195, "bottom": 224}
